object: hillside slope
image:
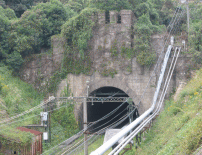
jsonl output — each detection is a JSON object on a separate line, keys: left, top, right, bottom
{"left": 126, "top": 69, "right": 202, "bottom": 155}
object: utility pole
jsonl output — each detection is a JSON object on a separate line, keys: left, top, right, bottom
{"left": 83, "top": 97, "right": 88, "bottom": 155}
{"left": 48, "top": 107, "right": 51, "bottom": 144}
{"left": 84, "top": 81, "right": 89, "bottom": 155}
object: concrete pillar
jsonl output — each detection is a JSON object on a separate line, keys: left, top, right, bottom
{"left": 98, "top": 12, "right": 105, "bottom": 25}
{"left": 120, "top": 10, "right": 134, "bottom": 48}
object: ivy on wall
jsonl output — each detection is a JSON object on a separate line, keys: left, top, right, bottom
{"left": 45, "top": 8, "right": 99, "bottom": 94}
{"left": 134, "top": 14, "right": 159, "bottom": 67}
{"left": 61, "top": 7, "right": 99, "bottom": 76}
{"left": 61, "top": 7, "right": 98, "bottom": 64}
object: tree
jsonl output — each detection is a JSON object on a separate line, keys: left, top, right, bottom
{"left": 92, "top": 0, "right": 131, "bottom": 11}
{"left": 4, "top": 0, "right": 35, "bottom": 17}
{"left": 6, "top": 51, "right": 24, "bottom": 72}
{"left": 0, "top": 6, "right": 12, "bottom": 61}
{"left": 0, "top": 0, "right": 76, "bottom": 72}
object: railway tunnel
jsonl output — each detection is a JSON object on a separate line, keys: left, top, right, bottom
{"left": 87, "top": 86, "right": 139, "bottom": 133}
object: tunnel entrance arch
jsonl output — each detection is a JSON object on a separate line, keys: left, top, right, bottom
{"left": 87, "top": 86, "right": 139, "bottom": 133}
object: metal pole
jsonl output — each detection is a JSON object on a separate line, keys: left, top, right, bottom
{"left": 48, "top": 109, "right": 51, "bottom": 144}
{"left": 84, "top": 97, "right": 88, "bottom": 155}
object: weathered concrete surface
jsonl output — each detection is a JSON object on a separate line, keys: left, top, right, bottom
{"left": 20, "top": 37, "right": 64, "bottom": 91}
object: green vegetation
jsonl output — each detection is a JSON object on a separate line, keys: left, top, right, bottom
{"left": 0, "top": 67, "right": 79, "bottom": 152}
{"left": 126, "top": 68, "right": 202, "bottom": 155}
{"left": 188, "top": 4, "right": 202, "bottom": 66}
{"left": 61, "top": 8, "right": 97, "bottom": 73}
{"left": 0, "top": 0, "right": 76, "bottom": 73}
{"left": 0, "top": 0, "right": 176, "bottom": 73}
{"left": 100, "top": 68, "right": 118, "bottom": 78}
{"left": 134, "top": 12, "right": 162, "bottom": 67}
{"left": 91, "top": 0, "right": 131, "bottom": 11}
{"left": 0, "top": 127, "right": 33, "bottom": 151}
{"left": 0, "top": 66, "right": 43, "bottom": 115}
{"left": 43, "top": 7, "right": 98, "bottom": 94}
{"left": 110, "top": 39, "right": 118, "bottom": 57}
{"left": 0, "top": 66, "right": 43, "bottom": 151}
{"left": 44, "top": 84, "right": 79, "bottom": 150}
{"left": 121, "top": 42, "right": 135, "bottom": 59}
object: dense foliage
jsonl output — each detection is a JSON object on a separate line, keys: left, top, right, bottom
{"left": 91, "top": 0, "right": 132, "bottom": 11}
{"left": 134, "top": 14, "right": 160, "bottom": 66}
{"left": 2, "top": 0, "right": 49, "bottom": 17}
{"left": 0, "top": 0, "right": 178, "bottom": 72}
{"left": 61, "top": 7, "right": 98, "bottom": 74}
{"left": 189, "top": 4, "right": 202, "bottom": 65}
{"left": 0, "top": 0, "right": 76, "bottom": 72}
{"left": 0, "top": 66, "right": 43, "bottom": 115}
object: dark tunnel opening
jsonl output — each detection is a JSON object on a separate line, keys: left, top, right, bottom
{"left": 87, "top": 87, "right": 139, "bottom": 133}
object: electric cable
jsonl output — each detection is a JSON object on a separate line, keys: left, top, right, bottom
{"left": 0, "top": 96, "right": 55, "bottom": 124}
{"left": 42, "top": 99, "right": 129, "bottom": 154}
{"left": 0, "top": 100, "right": 76, "bottom": 129}
{"left": 89, "top": 107, "right": 127, "bottom": 132}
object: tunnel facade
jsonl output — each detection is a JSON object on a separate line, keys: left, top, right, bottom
{"left": 87, "top": 86, "right": 138, "bottom": 132}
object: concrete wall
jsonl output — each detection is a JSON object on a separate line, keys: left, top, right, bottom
{"left": 20, "top": 37, "right": 64, "bottom": 91}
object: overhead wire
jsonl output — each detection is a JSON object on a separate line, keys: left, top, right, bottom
{"left": 0, "top": 96, "right": 55, "bottom": 124}
{"left": 89, "top": 107, "right": 127, "bottom": 132}
{"left": 42, "top": 99, "right": 129, "bottom": 154}
{"left": 0, "top": 100, "right": 76, "bottom": 129}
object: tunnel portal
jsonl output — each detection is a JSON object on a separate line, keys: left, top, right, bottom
{"left": 87, "top": 86, "right": 139, "bottom": 133}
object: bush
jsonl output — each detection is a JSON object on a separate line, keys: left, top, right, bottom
{"left": 136, "top": 50, "right": 156, "bottom": 66}
{"left": 92, "top": 0, "right": 131, "bottom": 11}
{"left": 135, "top": 3, "right": 150, "bottom": 18}
{"left": 61, "top": 8, "right": 98, "bottom": 76}
{"left": 4, "top": 8, "right": 17, "bottom": 20}
{"left": 0, "top": 0, "right": 77, "bottom": 72}
{"left": 6, "top": 51, "right": 24, "bottom": 72}
{"left": 183, "top": 119, "right": 202, "bottom": 154}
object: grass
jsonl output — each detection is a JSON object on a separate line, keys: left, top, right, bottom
{"left": 0, "top": 66, "right": 44, "bottom": 117}
{"left": 0, "top": 66, "right": 44, "bottom": 150}
{"left": 125, "top": 68, "right": 202, "bottom": 155}
{"left": 0, "top": 66, "right": 79, "bottom": 152}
